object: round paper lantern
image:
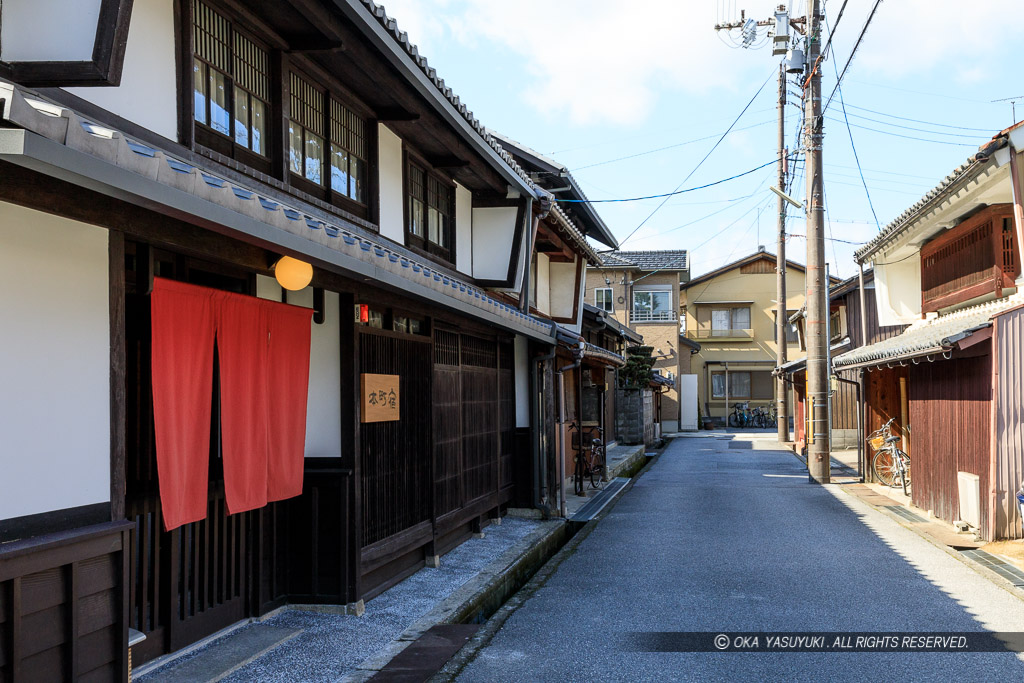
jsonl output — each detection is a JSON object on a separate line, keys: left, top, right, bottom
{"left": 274, "top": 256, "right": 313, "bottom": 291}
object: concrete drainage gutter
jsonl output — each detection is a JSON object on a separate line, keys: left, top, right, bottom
{"left": 434, "top": 450, "right": 663, "bottom": 681}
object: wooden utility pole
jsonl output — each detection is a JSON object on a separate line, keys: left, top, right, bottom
{"left": 804, "top": 0, "right": 830, "bottom": 482}
{"left": 775, "top": 61, "right": 789, "bottom": 444}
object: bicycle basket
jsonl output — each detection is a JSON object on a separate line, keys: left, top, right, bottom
{"left": 868, "top": 435, "right": 886, "bottom": 450}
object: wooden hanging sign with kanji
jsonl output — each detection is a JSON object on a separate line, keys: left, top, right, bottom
{"left": 360, "top": 373, "right": 400, "bottom": 423}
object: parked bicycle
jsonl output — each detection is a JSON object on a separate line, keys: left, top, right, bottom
{"left": 869, "top": 417, "right": 911, "bottom": 495}
{"left": 728, "top": 402, "right": 752, "bottom": 428}
{"left": 570, "top": 421, "right": 606, "bottom": 496}
{"left": 751, "top": 405, "right": 776, "bottom": 429}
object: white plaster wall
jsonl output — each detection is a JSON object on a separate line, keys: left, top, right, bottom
{"left": 66, "top": 0, "right": 179, "bottom": 142}
{"left": 535, "top": 253, "right": 550, "bottom": 315}
{"left": 455, "top": 183, "right": 473, "bottom": 276}
{"left": 0, "top": 202, "right": 110, "bottom": 520}
{"left": 514, "top": 335, "right": 529, "bottom": 428}
{"left": 289, "top": 288, "right": 342, "bottom": 458}
{"left": 471, "top": 207, "right": 517, "bottom": 281}
{"left": 549, "top": 258, "right": 579, "bottom": 321}
{"left": 378, "top": 124, "right": 404, "bottom": 243}
{"left": 1, "top": 0, "right": 101, "bottom": 62}
{"left": 258, "top": 277, "right": 341, "bottom": 458}
{"left": 874, "top": 256, "right": 922, "bottom": 326}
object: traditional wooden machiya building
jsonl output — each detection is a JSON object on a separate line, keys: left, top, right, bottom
{"left": 0, "top": 0, "right": 587, "bottom": 677}
{"left": 835, "top": 123, "right": 1024, "bottom": 540}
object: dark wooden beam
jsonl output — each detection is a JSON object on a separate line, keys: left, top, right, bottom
{"left": 427, "top": 156, "right": 470, "bottom": 170}
{"left": 109, "top": 231, "right": 127, "bottom": 523}
{"left": 374, "top": 108, "right": 420, "bottom": 122}
{"left": 285, "top": 40, "right": 345, "bottom": 54}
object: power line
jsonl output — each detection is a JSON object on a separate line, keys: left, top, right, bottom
{"left": 572, "top": 120, "right": 774, "bottom": 171}
{"left": 821, "top": 0, "right": 883, "bottom": 117}
{"left": 626, "top": 188, "right": 765, "bottom": 244}
{"left": 556, "top": 155, "right": 793, "bottom": 204}
{"left": 841, "top": 103, "right": 1000, "bottom": 132}
{"left": 825, "top": 12, "right": 880, "bottom": 231}
{"left": 840, "top": 111, "right": 992, "bottom": 139}
{"left": 823, "top": 116, "right": 983, "bottom": 147}
{"left": 616, "top": 67, "right": 777, "bottom": 247}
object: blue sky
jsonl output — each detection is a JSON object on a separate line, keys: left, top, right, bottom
{"left": 378, "top": 0, "right": 1023, "bottom": 278}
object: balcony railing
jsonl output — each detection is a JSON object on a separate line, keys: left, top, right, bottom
{"left": 631, "top": 311, "right": 676, "bottom": 323}
{"left": 685, "top": 328, "right": 754, "bottom": 340}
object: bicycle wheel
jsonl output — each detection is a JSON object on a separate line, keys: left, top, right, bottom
{"left": 728, "top": 412, "right": 740, "bottom": 428}
{"left": 872, "top": 449, "right": 898, "bottom": 487}
{"left": 589, "top": 447, "right": 605, "bottom": 489}
{"left": 898, "top": 450, "right": 911, "bottom": 487}
{"left": 574, "top": 453, "right": 585, "bottom": 496}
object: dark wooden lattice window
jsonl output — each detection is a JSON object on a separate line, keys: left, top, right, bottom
{"left": 192, "top": 0, "right": 269, "bottom": 162}
{"left": 289, "top": 72, "right": 370, "bottom": 213}
{"left": 406, "top": 157, "right": 454, "bottom": 263}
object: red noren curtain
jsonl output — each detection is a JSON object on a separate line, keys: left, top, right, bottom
{"left": 150, "top": 278, "right": 217, "bottom": 531}
{"left": 266, "top": 303, "right": 314, "bottom": 501}
{"left": 216, "top": 291, "right": 271, "bottom": 515}
{"left": 150, "top": 278, "right": 314, "bottom": 529}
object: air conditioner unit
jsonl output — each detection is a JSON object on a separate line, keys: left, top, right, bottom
{"left": 957, "top": 471, "right": 981, "bottom": 530}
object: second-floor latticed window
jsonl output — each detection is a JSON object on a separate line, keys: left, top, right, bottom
{"left": 192, "top": 0, "right": 268, "bottom": 157}
{"left": 289, "top": 73, "right": 369, "bottom": 206}
{"left": 406, "top": 159, "right": 454, "bottom": 261}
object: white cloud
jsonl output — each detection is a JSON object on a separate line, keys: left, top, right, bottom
{"left": 377, "top": 0, "right": 1022, "bottom": 127}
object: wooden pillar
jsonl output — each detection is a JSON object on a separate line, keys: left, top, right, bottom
{"left": 109, "top": 230, "right": 127, "bottom": 521}
{"left": 339, "top": 292, "right": 362, "bottom": 604}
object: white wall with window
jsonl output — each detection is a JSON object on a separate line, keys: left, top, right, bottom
{"left": 632, "top": 285, "right": 674, "bottom": 323}
{"left": 595, "top": 287, "right": 613, "bottom": 312}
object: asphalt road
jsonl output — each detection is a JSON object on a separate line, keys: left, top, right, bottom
{"left": 455, "top": 434, "right": 1024, "bottom": 682}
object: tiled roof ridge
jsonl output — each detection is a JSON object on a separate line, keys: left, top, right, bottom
{"left": 549, "top": 203, "right": 602, "bottom": 266}
{"left": 360, "top": 1, "right": 541, "bottom": 197}
{"left": 905, "top": 290, "right": 1024, "bottom": 332}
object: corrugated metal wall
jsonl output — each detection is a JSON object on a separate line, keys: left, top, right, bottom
{"left": 995, "top": 306, "right": 1024, "bottom": 539}
{"left": 909, "top": 351, "right": 993, "bottom": 535}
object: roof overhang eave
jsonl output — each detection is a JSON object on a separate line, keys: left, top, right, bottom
{"left": 335, "top": 0, "right": 538, "bottom": 199}
{"left": 0, "top": 128, "right": 556, "bottom": 343}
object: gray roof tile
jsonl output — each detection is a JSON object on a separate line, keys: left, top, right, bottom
{"left": 595, "top": 250, "right": 689, "bottom": 271}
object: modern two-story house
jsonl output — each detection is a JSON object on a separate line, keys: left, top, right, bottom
{"left": 0, "top": 0, "right": 585, "bottom": 675}
{"left": 584, "top": 250, "right": 689, "bottom": 432}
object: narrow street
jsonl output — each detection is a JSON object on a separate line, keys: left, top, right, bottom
{"left": 456, "top": 434, "right": 1024, "bottom": 681}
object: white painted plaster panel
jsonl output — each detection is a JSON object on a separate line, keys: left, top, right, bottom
{"left": 873, "top": 257, "right": 922, "bottom": 326}
{"left": 66, "top": 0, "right": 179, "bottom": 141}
{"left": 1, "top": 0, "right": 102, "bottom": 62}
{"left": 471, "top": 206, "right": 517, "bottom": 281}
{"left": 535, "top": 253, "right": 550, "bottom": 315}
{"left": 548, "top": 258, "right": 579, "bottom": 321}
{"left": 514, "top": 335, "right": 529, "bottom": 428}
{"left": 378, "top": 124, "right": 404, "bottom": 243}
{"left": 256, "top": 274, "right": 282, "bottom": 302}
{"left": 0, "top": 202, "right": 110, "bottom": 520}
{"left": 287, "top": 288, "right": 342, "bottom": 458}
{"left": 455, "top": 183, "right": 473, "bottom": 276}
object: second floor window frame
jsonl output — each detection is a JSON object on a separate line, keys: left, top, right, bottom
{"left": 191, "top": 0, "right": 272, "bottom": 173}
{"left": 595, "top": 287, "right": 613, "bottom": 313}
{"left": 403, "top": 149, "right": 456, "bottom": 265}
{"left": 632, "top": 289, "right": 673, "bottom": 323}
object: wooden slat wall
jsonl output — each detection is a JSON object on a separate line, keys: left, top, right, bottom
{"left": 433, "top": 330, "right": 463, "bottom": 516}
{"left": 461, "top": 335, "right": 499, "bottom": 503}
{"left": 0, "top": 522, "right": 131, "bottom": 683}
{"left": 909, "top": 352, "right": 993, "bottom": 533}
{"left": 498, "top": 341, "right": 515, "bottom": 491}
{"left": 831, "top": 373, "right": 858, "bottom": 430}
{"left": 359, "top": 331, "right": 432, "bottom": 547}
{"left": 844, "top": 288, "right": 907, "bottom": 350}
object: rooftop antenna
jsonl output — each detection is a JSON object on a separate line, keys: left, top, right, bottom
{"left": 992, "top": 95, "right": 1024, "bottom": 124}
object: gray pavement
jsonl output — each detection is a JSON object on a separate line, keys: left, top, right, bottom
{"left": 455, "top": 433, "right": 1024, "bottom": 682}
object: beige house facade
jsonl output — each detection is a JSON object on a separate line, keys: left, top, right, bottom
{"left": 680, "top": 249, "right": 809, "bottom": 426}
{"left": 584, "top": 250, "right": 689, "bottom": 432}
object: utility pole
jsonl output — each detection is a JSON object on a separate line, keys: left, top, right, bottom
{"left": 804, "top": 0, "right": 830, "bottom": 483}
{"left": 775, "top": 61, "right": 789, "bottom": 444}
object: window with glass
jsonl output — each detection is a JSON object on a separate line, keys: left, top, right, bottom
{"left": 595, "top": 288, "right": 613, "bottom": 312}
{"left": 406, "top": 159, "right": 454, "bottom": 260}
{"left": 289, "top": 72, "right": 369, "bottom": 209}
{"left": 711, "top": 371, "right": 751, "bottom": 399}
{"left": 192, "top": 1, "right": 269, "bottom": 160}
{"left": 632, "top": 290, "right": 673, "bottom": 322}
{"left": 773, "top": 310, "right": 801, "bottom": 344}
{"left": 711, "top": 307, "right": 751, "bottom": 336}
